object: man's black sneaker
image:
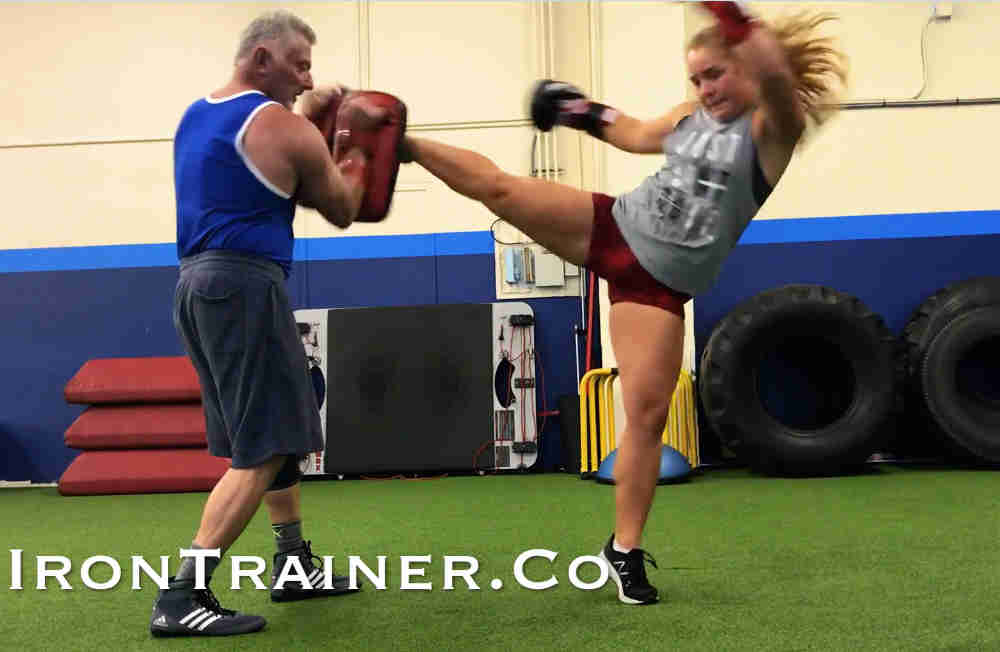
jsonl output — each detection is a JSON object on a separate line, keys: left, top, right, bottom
{"left": 270, "top": 540, "right": 361, "bottom": 602}
{"left": 598, "top": 534, "right": 660, "bottom": 605}
{"left": 149, "top": 577, "right": 266, "bottom": 637}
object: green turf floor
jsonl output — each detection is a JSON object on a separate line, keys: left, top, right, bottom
{"left": 1, "top": 466, "right": 999, "bottom": 651}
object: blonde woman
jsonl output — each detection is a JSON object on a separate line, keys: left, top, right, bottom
{"left": 402, "top": 2, "right": 847, "bottom": 605}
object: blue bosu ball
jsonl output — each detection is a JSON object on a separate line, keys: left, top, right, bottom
{"left": 595, "top": 446, "right": 692, "bottom": 485}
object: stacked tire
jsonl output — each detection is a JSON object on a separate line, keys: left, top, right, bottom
{"left": 903, "top": 277, "right": 1000, "bottom": 463}
{"left": 699, "top": 284, "right": 901, "bottom": 476}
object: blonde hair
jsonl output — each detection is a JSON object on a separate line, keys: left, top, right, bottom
{"left": 688, "top": 11, "right": 848, "bottom": 129}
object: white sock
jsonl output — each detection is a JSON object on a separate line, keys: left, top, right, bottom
{"left": 612, "top": 539, "right": 633, "bottom": 554}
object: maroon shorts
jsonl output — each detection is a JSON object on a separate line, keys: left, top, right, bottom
{"left": 585, "top": 193, "right": 690, "bottom": 318}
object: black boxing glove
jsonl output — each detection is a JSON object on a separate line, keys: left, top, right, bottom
{"left": 529, "top": 79, "right": 620, "bottom": 140}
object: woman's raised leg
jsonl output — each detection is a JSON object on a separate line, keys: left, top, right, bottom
{"left": 407, "top": 136, "right": 595, "bottom": 266}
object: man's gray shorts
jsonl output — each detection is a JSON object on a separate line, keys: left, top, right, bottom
{"left": 173, "top": 250, "right": 324, "bottom": 469}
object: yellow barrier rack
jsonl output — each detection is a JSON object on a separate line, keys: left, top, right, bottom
{"left": 578, "top": 368, "right": 700, "bottom": 476}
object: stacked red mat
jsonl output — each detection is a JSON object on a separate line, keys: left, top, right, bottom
{"left": 59, "top": 357, "right": 230, "bottom": 496}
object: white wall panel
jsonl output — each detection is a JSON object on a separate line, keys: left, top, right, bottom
{"left": 368, "top": 1, "right": 536, "bottom": 125}
{"left": 0, "top": 2, "right": 359, "bottom": 147}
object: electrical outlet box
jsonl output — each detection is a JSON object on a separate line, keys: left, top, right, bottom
{"left": 503, "top": 247, "right": 522, "bottom": 283}
{"left": 535, "top": 252, "right": 565, "bottom": 287}
{"left": 494, "top": 244, "right": 581, "bottom": 299}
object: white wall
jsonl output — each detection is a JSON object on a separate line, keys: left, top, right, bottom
{"left": 0, "top": 1, "right": 541, "bottom": 250}
{"left": 742, "top": 2, "right": 1000, "bottom": 221}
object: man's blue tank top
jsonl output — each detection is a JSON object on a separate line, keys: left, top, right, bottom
{"left": 174, "top": 90, "right": 296, "bottom": 276}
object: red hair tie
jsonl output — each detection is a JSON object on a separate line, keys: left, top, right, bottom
{"left": 701, "top": 2, "right": 756, "bottom": 44}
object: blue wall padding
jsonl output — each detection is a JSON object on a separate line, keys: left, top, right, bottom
{"left": 1, "top": 215, "right": 996, "bottom": 481}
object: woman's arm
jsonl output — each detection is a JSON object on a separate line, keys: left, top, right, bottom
{"left": 602, "top": 101, "right": 698, "bottom": 154}
{"left": 732, "top": 26, "right": 805, "bottom": 185}
{"left": 733, "top": 27, "right": 805, "bottom": 147}
{"left": 529, "top": 79, "right": 696, "bottom": 155}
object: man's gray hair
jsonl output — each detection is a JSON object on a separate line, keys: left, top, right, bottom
{"left": 235, "top": 10, "right": 316, "bottom": 62}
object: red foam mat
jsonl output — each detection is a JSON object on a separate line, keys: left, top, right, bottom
{"left": 58, "top": 449, "right": 230, "bottom": 496}
{"left": 65, "top": 404, "right": 207, "bottom": 450}
{"left": 64, "top": 357, "right": 202, "bottom": 405}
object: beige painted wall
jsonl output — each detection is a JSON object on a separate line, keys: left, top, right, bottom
{"left": 740, "top": 2, "right": 1000, "bottom": 221}
{"left": 5, "top": 2, "right": 995, "bottom": 243}
{"left": 1, "top": 2, "right": 360, "bottom": 146}
{"left": 1, "top": 1, "right": 545, "bottom": 250}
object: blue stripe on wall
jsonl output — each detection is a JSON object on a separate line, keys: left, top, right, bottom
{"left": 1, "top": 210, "right": 997, "bottom": 273}
{"left": 738, "top": 210, "right": 1000, "bottom": 245}
{"left": 294, "top": 229, "right": 495, "bottom": 262}
{"left": 0, "top": 242, "right": 179, "bottom": 273}
{"left": 0, "top": 231, "right": 498, "bottom": 274}
{"left": 1, "top": 228, "right": 993, "bottom": 482}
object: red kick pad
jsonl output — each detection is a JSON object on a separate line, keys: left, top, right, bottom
{"left": 64, "top": 357, "right": 201, "bottom": 404}
{"left": 65, "top": 404, "right": 207, "bottom": 450}
{"left": 58, "top": 449, "right": 230, "bottom": 496}
{"left": 331, "top": 91, "right": 407, "bottom": 222}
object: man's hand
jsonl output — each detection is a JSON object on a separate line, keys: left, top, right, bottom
{"left": 297, "top": 84, "right": 349, "bottom": 122}
{"left": 337, "top": 94, "right": 389, "bottom": 130}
